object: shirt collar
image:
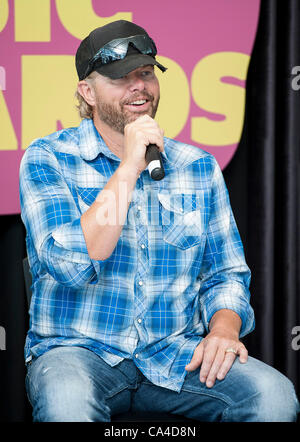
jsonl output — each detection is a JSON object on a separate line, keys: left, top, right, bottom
{"left": 78, "top": 118, "right": 119, "bottom": 162}
{"left": 78, "top": 118, "right": 170, "bottom": 164}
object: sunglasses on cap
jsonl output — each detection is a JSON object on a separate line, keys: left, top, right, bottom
{"left": 83, "top": 34, "right": 160, "bottom": 79}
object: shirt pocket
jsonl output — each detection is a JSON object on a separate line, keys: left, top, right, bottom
{"left": 157, "top": 192, "right": 207, "bottom": 250}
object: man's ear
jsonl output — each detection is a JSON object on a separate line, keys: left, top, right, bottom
{"left": 77, "top": 80, "right": 96, "bottom": 107}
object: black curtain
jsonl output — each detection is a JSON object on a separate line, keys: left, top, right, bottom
{"left": 224, "top": 0, "right": 300, "bottom": 396}
{"left": 0, "top": 0, "right": 299, "bottom": 422}
{"left": 0, "top": 215, "right": 30, "bottom": 422}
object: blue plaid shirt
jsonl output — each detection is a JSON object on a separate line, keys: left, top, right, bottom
{"left": 19, "top": 118, "right": 255, "bottom": 392}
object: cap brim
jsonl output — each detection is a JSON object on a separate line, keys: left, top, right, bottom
{"left": 94, "top": 53, "right": 167, "bottom": 79}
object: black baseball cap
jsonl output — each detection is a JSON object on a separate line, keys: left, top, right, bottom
{"left": 75, "top": 20, "right": 167, "bottom": 80}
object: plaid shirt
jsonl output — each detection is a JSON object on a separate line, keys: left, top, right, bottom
{"left": 19, "top": 118, "right": 254, "bottom": 392}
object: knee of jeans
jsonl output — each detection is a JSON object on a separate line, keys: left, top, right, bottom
{"left": 222, "top": 358, "right": 299, "bottom": 422}
{"left": 30, "top": 365, "right": 110, "bottom": 422}
{"left": 251, "top": 370, "right": 299, "bottom": 422}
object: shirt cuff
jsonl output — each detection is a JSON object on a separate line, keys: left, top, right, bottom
{"left": 40, "top": 217, "right": 106, "bottom": 286}
{"left": 52, "top": 217, "right": 89, "bottom": 254}
{"left": 199, "top": 281, "right": 255, "bottom": 338}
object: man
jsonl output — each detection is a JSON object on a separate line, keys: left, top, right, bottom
{"left": 20, "top": 20, "right": 299, "bottom": 422}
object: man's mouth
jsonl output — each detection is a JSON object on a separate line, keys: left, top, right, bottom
{"left": 128, "top": 99, "right": 147, "bottom": 106}
{"left": 123, "top": 97, "right": 152, "bottom": 112}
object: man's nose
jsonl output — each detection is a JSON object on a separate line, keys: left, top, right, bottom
{"left": 128, "top": 75, "right": 145, "bottom": 91}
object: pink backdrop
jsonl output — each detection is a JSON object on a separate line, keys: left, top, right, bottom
{"left": 0, "top": 0, "right": 260, "bottom": 214}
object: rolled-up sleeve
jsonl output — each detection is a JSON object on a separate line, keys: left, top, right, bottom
{"left": 199, "top": 158, "right": 255, "bottom": 337}
{"left": 19, "top": 141, "right": 106, "bottom": 288}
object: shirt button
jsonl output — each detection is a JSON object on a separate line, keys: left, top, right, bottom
{"left": 180, "top": 207, "right": 184, "bottom": 213}
{"left": 138, "top": 280, "right": 143, "bottom": 286}
{"left": 137, "top": 318, "right": 142, "bottom": 324}
{"left": 141, "top": 244, "right": 145, "bottom": 249}
{"left": 137, "top": 205, "right": 142, "bottom": 211}
{"left": 135, "top": 353, "right": 139, "bottom": 358}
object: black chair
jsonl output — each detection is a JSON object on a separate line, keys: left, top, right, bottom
{"left": 22, "top": 257, "right": 194, "bottom": 422}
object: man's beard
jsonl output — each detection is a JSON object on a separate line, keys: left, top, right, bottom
{"left": 95, "top": 91, "right": 160, "bottom": 134}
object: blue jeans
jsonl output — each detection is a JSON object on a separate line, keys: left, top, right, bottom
{"left": 25, "top": 346, "right": 299, "bottom": 422}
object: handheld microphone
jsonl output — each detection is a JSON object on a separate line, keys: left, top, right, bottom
{"left": 145, "top": 144, "right": 165, "bottom": 181}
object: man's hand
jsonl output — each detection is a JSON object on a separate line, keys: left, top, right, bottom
{"left": 185, "top": 309, "right": 248, "bottom": 388}
{"left": 122, "top": 115, "right": 164, "bottom": 176}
